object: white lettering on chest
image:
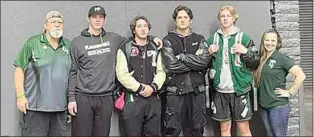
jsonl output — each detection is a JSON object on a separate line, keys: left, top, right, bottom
{"left": 85, "top": 41, "right": 111, "bottom": 56}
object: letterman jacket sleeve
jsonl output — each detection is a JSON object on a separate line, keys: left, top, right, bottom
{"left": 116, "top": 48, "right": 144, "bottom": 93}
{"left": 151, "top": 52, "right": 166, "bottom": 92}
{"left": 178, "top": 37, "right": 211, "bottom": 71}
{"left": 241, "top": 34, "right": 260, "bottom": 70}
{"left": 161, "top": 38, "right": 191, "bottom": 73}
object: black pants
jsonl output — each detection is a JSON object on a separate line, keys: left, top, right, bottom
{"left": 20, "top": 110, "right": 67, "bottom": 136}
{"left": 123, "top": 94, "right": 161, "bottom": 136}
{"left": 71, "top": 94, "right": 113, "bottom": 136}
{"left": 163, "top": 92, "right": 207, "bottom": 137}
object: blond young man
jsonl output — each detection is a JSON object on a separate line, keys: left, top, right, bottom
{"left": 206, "top": 6, "right": 259, "bottom": 136}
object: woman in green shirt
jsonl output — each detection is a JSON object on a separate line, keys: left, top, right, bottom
{"left": 254, "top": 29, "right": 305, "bottom": 136}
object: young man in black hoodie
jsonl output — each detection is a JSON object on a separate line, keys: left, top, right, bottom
{"left": 116, "top": 15, "right": 166, "bottom": 136}
{"left": 161, "top": 5, "right": 211, "bottom": 136}
{"left": 67, "top": 5, "right": 163, "bottom": 136}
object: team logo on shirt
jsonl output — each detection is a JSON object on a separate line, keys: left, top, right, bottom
{"left": 192, "top": 42, "right": 198, "bottom": 46}
{"left": 62, "top": 46, "right": 69, "bottom": 54}
{"left": 147, "top": 50, "right": 157, "bottom": 67}
{"left": 269, "top": 59, "right": 276, "bottom": 68}
{"left": 130, "top": 47, "right": 139, "bottom": 56}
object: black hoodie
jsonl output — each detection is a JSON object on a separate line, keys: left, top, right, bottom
{"left": 68, "top": 28, "right": 124, "bottom": 102}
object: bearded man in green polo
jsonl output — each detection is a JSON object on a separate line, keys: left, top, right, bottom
{"left": 13, "top": 11, "right": 70, "bottom": 136}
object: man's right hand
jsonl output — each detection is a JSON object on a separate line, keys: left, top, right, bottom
{"left": 208, "top": 44, "right": 219, "bottom": 55}
{"left": 139, "top": 84, "right": 154, "bottom": 97}
{"left": 17, "top": 96, "right": 28, "bottom": 114}
{"left": 68, "top": 102, "right": 77, "bottom": 116}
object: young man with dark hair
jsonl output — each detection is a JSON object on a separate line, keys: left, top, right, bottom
{"left": 161, "top": 5, "right": 211, "bottom": 136}
{"left": 116, "top": 15, "right": 166, "bottom": 136}
{"left": 67, "top": 6, "right": 163, "bottom": 136}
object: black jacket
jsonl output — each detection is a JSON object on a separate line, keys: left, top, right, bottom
{"left": 116, "top": 38, "right": 166, "bottom": 94}
{"left": 161, "top": 30, "right": 211, "bottom": 94}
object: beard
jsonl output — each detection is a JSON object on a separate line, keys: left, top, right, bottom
{"left": 49, "top": 28, "right": 63, "bottom": 38}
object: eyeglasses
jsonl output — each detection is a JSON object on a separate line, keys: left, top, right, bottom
{"left": 47, "top": 20, "right": 64, "bottom": 24}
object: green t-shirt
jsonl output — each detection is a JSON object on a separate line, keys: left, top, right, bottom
{"left": 14, "top": 33, "right": 71, "bottom": 111}
{"left": 258, "top": 51, "right": 295, "bottom": 108}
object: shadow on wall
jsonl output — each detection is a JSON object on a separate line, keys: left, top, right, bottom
{"left": 167, "top": 19, "right": 176, "bottom": 32}
{"left": 209, "top": 19, "right": 220, "bottom": 35}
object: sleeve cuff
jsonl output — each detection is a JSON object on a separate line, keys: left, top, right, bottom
{"left": 68, "top": 96, "right": 76, "bottom": 102}
{"left": 242, "top": 49, "right": 252, "bottom": 58}
{"left": 136, "top": 84, "right": 144, "bottom": 93}
{"left": 151, "top": 83, "right": 158, "bottom": 92}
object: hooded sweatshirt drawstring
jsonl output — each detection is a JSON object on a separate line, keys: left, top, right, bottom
{"left": 90, "top": 32, "right": 104, "bottom": 45}
{"left": 81, "top": 28, "right": 106, "bottom": 45}
{"left": 91, "top": 34, "right": 94, "bottom": 45}
{"left": 100, "top": 34, "right": 103, "bottom": 43}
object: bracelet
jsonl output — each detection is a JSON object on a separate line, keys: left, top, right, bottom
{"left": 17, "top": 94, "right": 25, "bottom": 99}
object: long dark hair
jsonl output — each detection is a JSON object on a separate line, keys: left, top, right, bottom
{"left": 255, "top": 28, "right": 282, "bottom": 86}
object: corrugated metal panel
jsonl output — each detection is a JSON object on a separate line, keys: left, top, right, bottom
{"left": 299, "top": 0, "right": 313, "bottom": 88}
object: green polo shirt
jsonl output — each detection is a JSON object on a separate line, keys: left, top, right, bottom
{"left": 13, "top": 33, "right": 71, "bottom": 112}
{"left": 258, "top": 51, "right": 295, "bottom": 108}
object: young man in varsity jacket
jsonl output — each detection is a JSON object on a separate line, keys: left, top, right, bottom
{"left": 206, "top": 6, "right": 259, "bottom": 136}
{"left": 67, "top": 6, "right": 163, "bottom": 136}
{"left": 115, "top": 15, "right": 166, "bottom": 136}
{"left": 161, "top": 5, "right": 211, "bottom": 136}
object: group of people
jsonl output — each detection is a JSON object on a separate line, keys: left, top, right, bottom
{"left": 13, "top": 4, "right": 305, "bottom": 137}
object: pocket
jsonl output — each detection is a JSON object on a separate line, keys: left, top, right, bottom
{"left": 195, "top": 108, "right": 207, "bottom": 129}
{"left": 164, "top": 107, "right": 176, "bottom": 128}
{"left": 20, "top": 111, "right": 34, "bottom": 130}
{"left": 122, "top": 101, "right": 139, "bottom": 120}
{"left": 194, "top": 95, "right": 207, "bottom": 128}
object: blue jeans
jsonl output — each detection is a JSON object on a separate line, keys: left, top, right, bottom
{"left": 260, "top": 104, "right": 291, "bottom": 136}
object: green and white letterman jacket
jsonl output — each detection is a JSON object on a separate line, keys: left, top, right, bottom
{"left": 206, "top": 26, "right": 259, "bottom": 95}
